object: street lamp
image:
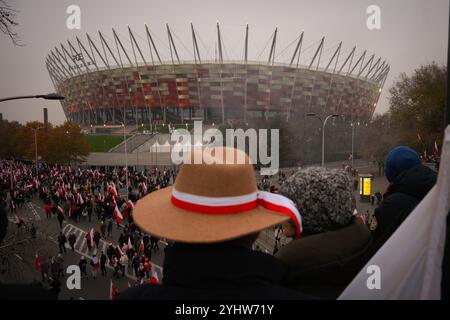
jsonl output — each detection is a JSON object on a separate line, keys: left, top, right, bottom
{"left": 306, "top": 113, "right": 339, "bottom": 167}
{"left": 121, "top": 123, "right": 129, "bottom": 198}
{"left": 30, "top": 126, "right": 45, "bottom": 178}
{"left": 0, "top": 93, "right": 65, "bottom": 103}
{"left": 350, "top": 122, "right": 360, "bottom": 168}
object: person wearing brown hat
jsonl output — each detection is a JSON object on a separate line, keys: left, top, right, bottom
{"left": 119, "top": 147, "right": 309, "bottom": 300}
{"left": 275, "top": 167, "right": 372, "bottom": 300}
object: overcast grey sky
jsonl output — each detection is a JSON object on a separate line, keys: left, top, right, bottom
{"left": 0, "top": 0, "right": 448, "bottom": 125}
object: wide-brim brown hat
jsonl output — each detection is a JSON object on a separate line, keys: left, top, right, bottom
{"left": 133, "top": 147, "right": 290, "bottom": 243}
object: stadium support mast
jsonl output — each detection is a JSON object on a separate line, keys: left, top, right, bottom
{"left": 289, "top": 32, "right": 304, "bottom": 67}
{"left": 349, "top": 50, "right": 366, "bottom": 75}
{"left": 166, "top": 23, "right": 180, "bottom": 64}
{"left": 129, "top": 26, "right": 147, "bottom": 65}
{"left": 244, "top": 23, "right": 249, "bottom": 64}
{"left": 145, "top": 24, "right": 162, "bottom": 64}
{"left": 366, "top": 57, "right": 381, "bottom": 79}
{"left": 267, "top": 27, "right": 278, "bottom": 65}
{"left": 358, "top": 53, "right": 374, "bottom": 78}
{"left": 191, "top": 23, "right": 201, "bottom": 64}
{"left": 337, "top": 46, "right": 356, "bottom": 74}
{"left": 308, "top": 37, "right": 324, "bottom": 70}
{"left": 216, "top": 22, "right": 223, "bottom": 64}
{"left": 287, "top": 32, "right": 304, "bottom": 121}
{"left": 216, "top": 22, "right": 225, "bottom": 123}
{"left": 370, "top": 60, "right": 386, "bottom": 81}
{"left": 244, "top": 23, "right": 249, "bottom": 123}
{"left": 324, "top": 42, "right": 342, "bottom": 73}
{"left": 144, "top": 25, "right": 164, "bottom": 123}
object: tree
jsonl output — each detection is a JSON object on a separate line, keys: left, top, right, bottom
{"left": 0, "top": 120, "right": 23, "bottom": 158}
{"left": 0, "top": 1, "right": 23, "bottom": 46}
{"left": 389, "top": 63, "right": 446, "bottom": 148}
{"left": 361, "top": 114, "right": 398, "bottom": 164}
{"left": 45, "top": 122, "right": 90, "bottom": 164}
{"left": 0, "top": 120, "right": 89, "bottom": 164}
{"left": 362, "top": 63, "right": 446, "bottom": 164}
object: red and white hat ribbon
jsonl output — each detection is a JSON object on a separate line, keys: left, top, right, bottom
{"left": 171, "top": 188, "right": 302, "bottom": 238}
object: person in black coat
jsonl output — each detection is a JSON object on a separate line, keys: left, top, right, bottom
{"left": 369, "top": 147, "right": 437, "bottom": 257}
{"left": 118, "top": 148, "right": 309, "bottom": 300}
{"left": 120, "top": 236, "right": 311, "bottom": 300}
{"left": 275, "top": 167, "right": 372, "bottom": 299}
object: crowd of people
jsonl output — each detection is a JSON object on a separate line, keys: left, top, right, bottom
{"left": 0, "top": 144, "right": 445, "bottom": 299}
{"left": 0, "top": 160, "right": 177, "bottom": 295}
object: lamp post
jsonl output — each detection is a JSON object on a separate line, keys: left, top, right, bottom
{"left": 350, "top": 122, "right": 360, "bottom": 169}
{"left": 31, "top": 126, "right": 45, "bottom": 178}
{"left": 306, "top": 113, "right": 339, "bottom": 167}
{"left": 0, "top": 93, "right": 65, "bottom": 103}
{"left": 122, "top": 123, "right": 129, "bottom": 198}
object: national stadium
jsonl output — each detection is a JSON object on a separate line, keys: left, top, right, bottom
{"left": 45, "top": 23, "right": 389, "bottom": 127}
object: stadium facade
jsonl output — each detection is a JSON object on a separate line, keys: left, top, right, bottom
{"left": 46, "top": 24, "right": 389, "bottom": 127}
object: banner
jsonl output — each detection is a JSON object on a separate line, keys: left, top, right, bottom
{"left": 339, "top": 125, "right": 450, "bottom": 300}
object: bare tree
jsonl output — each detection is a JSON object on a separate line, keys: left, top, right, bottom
{"left": 0, "top": 0, "right": 24, "bottom": 46}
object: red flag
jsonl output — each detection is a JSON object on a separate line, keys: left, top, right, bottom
{"left": 35, "top": 253, "right": 41, "bottom": 272}
{"left": 108, "top": 183, "right": 118, "bottom": 197}
{"left": 434, "top": 141, "right": 440, "bottom": 158}
{"left": 87, "top": 228, "right": 94, "bottom": 248}
{"left": 77, "top": 193, "right": 84, "bottom": 205}
{"left": 139, "top": 239, "right": 145, "bottom": 253}
{"left": 114, "top": 206, "right": 124, "bottom": 223}
{"left": 417, "top": 133, "right": 423, "bottom": 144}
{"left": 109, "top": 280, "right": 118, "bottom": 300}
{"left": 149, "top": 270, "right": 159, "bottom": 284}
{"left": 126, "top": 200, "right": 134, "bottom": 209}
{"left": 127, "top": 237, "right": 132, "bottom": 251}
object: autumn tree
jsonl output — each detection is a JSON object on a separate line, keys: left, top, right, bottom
{"left": 0, "top": 120, "right": 23, "bottom": 158}
{"left": 45, "top": 122, "right": 90, "bottom": 164}
{"left": 362, "top": 63, "right": 446, "bottom": 164}
{"left": 389, "top": 63, "right": 446, "bottom": 148}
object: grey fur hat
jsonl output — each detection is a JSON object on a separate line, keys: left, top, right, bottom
{"left": 280, "top": 167, "right": 354, "bottom": 235}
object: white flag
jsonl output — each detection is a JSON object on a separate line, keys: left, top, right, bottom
{"left": 339, "top": 125, "right": 450, "bottom": 300}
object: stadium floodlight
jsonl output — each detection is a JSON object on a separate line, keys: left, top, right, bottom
{"left": 0, "top": 93, "right": 65, "bottom": 102}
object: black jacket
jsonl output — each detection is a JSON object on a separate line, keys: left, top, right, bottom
{"left": 119, "top": 242, "right": 311, "bottom": 300}
{"left": 275, "top": 220, "right": 372, "bottom": 299}
{"left": 0, "top": 284, "right": 56, "bottom": 300}
{"left": 370, "top": 165, "right": 437, "bottom": 256}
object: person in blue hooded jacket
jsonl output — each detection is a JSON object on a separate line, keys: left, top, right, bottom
{"left": 369, "top": 146, "right": 437, "bottom": 254}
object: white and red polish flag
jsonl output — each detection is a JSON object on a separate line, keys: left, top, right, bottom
{"left": 149, "top": 270, "right": 159, "bottom": 284}
{"left": 109, "top": 280, "right": 118, "bottom": 300}
{"left": 127, "top": 237, "right": 132, "bottom": 251}
{"left": 113, "top": 206, "right": 124, "bottom": 223}
{"left": 87, "top": 228, "right": 94, "bottom": 248}
{"left": 434, "top": 141, "right": 440, "bottom": 159}
{"left": 77, "top": 193, "right": 84, "bottom": 205}
{"left": 57, "top": 206, "right": 64, "bottom": 214}
{"left": 108, "top": 183, "right": 118, "bottom": 197}
{"left": 126, "top": 199, "right": 134, "bottom": 209}
{"left": 139, "top": 239, "right": 145, "bottom": 253}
